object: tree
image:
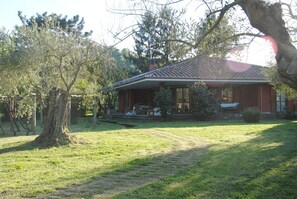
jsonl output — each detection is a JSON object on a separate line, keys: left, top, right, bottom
{"left": 80, "top": 47, "right": 128, "bottom": 115}
{"left": 0, "top": 28, "right": 35, "bottom": 135}
{"left": 121, "top": 0, "right": 297, "bottom": 90}
{"left": 111, "top": 48, "right": 139, "bottom": 77}
{"left": 198, "top": 1, "right": 297, "bottom": 90}
{"left": 237, "top": 0, "right": 297, "bottom": 90}
{"left": 17, "top": 11, "right": 92, "bottom": 37}
{"left": 192, "top": 11, "right": 237, "bottom": 57}
{"left": 263, "top": 65, "right": 297, "bottom": 100}
{"left": 130, "top": 6, "right": 188, "bottom": 72}
{"left": 153, "top": 89, "right": 173, "bottom": 119}
{"left": 189, "top": 82, "right": 219, "bottom": 121}
{"left": 6, "top": 13, "right": 106, "bottom": 146}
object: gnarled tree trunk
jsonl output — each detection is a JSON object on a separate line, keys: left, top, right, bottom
{"left": 34, "top": 88, "right": 76, "bottom": 147}
{"left": 238, "top": 0, "right": 297, "bottom": 90}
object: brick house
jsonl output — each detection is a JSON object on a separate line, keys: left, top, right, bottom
{"left": 111, "top": 56, "right": 296, "bottom": 115}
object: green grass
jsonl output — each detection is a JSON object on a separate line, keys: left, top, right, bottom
{"left": 0, "top": 119, "right": 296, "bottom": 198}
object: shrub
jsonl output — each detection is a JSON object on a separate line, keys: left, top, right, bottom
{"left": 284, "top": 111, "right": 297, "bottom": 120}
{"left": 242, "top": 108, "right": 261, "bottom": 123}
{"left": 153, "top": 89, "right": 173, "bottom": 119}
{"left": 189, "top": 82, "right": 219, "bottom": 121}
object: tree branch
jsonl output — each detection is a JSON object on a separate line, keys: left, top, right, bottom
{"left": 56, "top": 56, "right": 69, "bottom": 91}
{"left": 193, "top": 0, "right": 242, "bottom": 49}
{"left": 281, "top": 2, "right": 297, "bottom": 20}
{"left": 216, "top": 32, "right": 263, "bottom": 45}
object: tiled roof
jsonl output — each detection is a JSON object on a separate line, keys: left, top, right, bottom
{"left": 112, "top": 56, "right": 267, "bottom": 89}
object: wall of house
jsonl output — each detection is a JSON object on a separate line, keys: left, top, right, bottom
{"left": 260, "top": 84, "right": 273, "bottom": 113}
{"left": 231, "top": 84, "right": 276, "bottom": 113}
{"left": 118, "top": 91, "right": 124, "bottom": 113}
{"left": 287, "top": 100, "right": 297, "bottom": 112}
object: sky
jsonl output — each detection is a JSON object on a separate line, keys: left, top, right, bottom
{"left": 0, "top": 0, "right": 132, "bottom": 46}
{"left": 0, "top": 0, "right": 275, "bottom": 66}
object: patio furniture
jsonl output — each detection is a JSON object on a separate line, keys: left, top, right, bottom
{"left": 220, "top": 102, "right": 240, "bottom": 114}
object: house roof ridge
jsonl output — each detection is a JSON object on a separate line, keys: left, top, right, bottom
{"left": 144, "top": 58, "right": 193, "bottom": 77}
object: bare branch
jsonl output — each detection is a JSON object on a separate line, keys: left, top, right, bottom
{"left": 111, "top": 24, "right": 139, "bottom": 39}
{"left": 110, "top": 31, "right": 136, "bottom": 48}
{"left": 144, "top": 0, "right": 186, "bottom": 6}
{"left": 216, "top": 32, "right": 263, "bottom": 45}
{"left": 281, "top": 2, "right": 297, "bottom": 19}
{"left": 202, "top": 0, "right": 212, "bottom": 12}
{"left": 193, "top": 0, "right": 242, "bottom": 49}
{"left": 56, "top": 57, "right": 69, "bottom": 91}
{"left": 207, "top": 0, "right": 241, "bottom": 17}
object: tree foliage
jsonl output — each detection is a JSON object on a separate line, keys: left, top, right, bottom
{"left": 17, "top": 11, "right": 92, "bottom": 37}
{"left": 263, "top": 65, "right": 297, "bottom": 100}
{"left": 189, "top": 82, "right": 219, "bottom": 121}
{"left": 0, "top": 12, "right": 116, "bottom": 146}
{"left": 192, "top": 11, "right": 237, "bottom": 57}
{"left": 130, "top": 6, "right": 188, "bottom": 72}
{"left": 0, "top": 28, "right": 36, "bottom": 134}
{"left": 112, "top": 48, "right": 139, "bottom": 77}
{"left": 123, "top": 0, "right": 297, "bottom": 90}
{"left": 153, "top": 89, "right": 173, "bottom": 119}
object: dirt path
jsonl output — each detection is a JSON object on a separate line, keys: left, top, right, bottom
{"left": 42, "top": 130, "right": 209, "bottom": 199}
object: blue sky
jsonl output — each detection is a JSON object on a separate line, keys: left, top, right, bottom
{"left": 0, "top": 0, "right": 275, "bottom": 65}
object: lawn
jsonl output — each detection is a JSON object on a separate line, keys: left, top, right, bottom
{"left": 0, "top": 119, "right": 296, "bottom": 198}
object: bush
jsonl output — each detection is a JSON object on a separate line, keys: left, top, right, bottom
{"left": 284, "top": 111, "right": 297, "bottom": 120}
{"left": 242, "top": 108, "right": 261, "bottom": 123}
{"left": 153, "top": 89, "right": 173, "bottom": 119}
{"left": 189, "top": 82, "right": 219, "bottom": 121}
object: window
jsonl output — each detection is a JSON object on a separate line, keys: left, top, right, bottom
{"left": 176, "top": 88, "right": 189, "bottom": 113}
{"left": 222, "top": 87, "right": 233, "bottom": 103}
{"left": 276, "top": 93, "right": 286, "bottom": 112}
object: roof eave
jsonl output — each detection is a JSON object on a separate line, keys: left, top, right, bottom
{"left": 113, "top": 77, "right": 269, "bottom": 90}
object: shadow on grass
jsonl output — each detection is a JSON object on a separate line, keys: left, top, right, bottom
{"left": 97, "top": 118, "right": 291, "bottom": 131}
{"left": 35, "top": 120, "right": 296, "bottom": 198}
{"left": 1, "top": 119, "right": 296, "bottom": 198}
{"left": 0, "top": 141, "right": 36, "bottom": 154}
{"left": 0, "top": 117, "right": 289, "bottom": 136}
{"left": 40, "top": 143, "right": 209, "bottom": 199}
{"left": 37, "top": 121, "right": 297, "bottom": 198}
{"left": 112, "top": 121, "right": 297, "bottom": 198}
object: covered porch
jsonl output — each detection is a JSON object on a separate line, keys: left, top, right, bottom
{"left": 116, "top": 82, "right": 277, "bottom": 116}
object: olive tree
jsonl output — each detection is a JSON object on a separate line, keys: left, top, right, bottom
{"left": 0, "top": 28, "right": 36, "bottom": 135}
{"left": 11, "top": 18, "right": 105, "bottom": 146}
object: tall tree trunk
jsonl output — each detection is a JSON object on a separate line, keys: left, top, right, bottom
{"left": 0, "top": 117, "right": 4, "bottom": 136}
{"left": 4, "top": 100, "right": 19, "bottom": 136}
{"left": 93, "top": 96, "right": 98, "bottom": 125}
{"left": 238, "top": 0, "right": 297, "bottom": 90}
{"left": 31, "top": 93, "right": 36, "bottom": 134}
{"left": 34, "top": 88, "right": 76, "bottom": 147}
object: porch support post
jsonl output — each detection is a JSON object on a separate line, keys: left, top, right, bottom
{"left": 260, "top": 85, "right": 263, "bottom": 112}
